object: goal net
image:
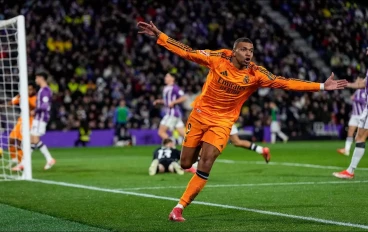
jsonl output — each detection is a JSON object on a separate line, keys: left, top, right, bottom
{"left": 0, "top": 16, "right": 31, "bottom": 180}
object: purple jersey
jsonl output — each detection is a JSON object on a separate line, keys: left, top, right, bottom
{"left": 35, "top": 86, "right": 52, "bottom": 122}
{"left": 163, "top": 84, "right": 184, "bottom": 118}
{"left": 352, "top": 89, "right": 366, "bottom": 115}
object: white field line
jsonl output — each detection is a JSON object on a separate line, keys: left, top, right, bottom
{"left": 119, "top": 180, "right": 368, "bottom": 191}
{"left": 217, "top": 159, "right": 368, "bottom": 171}
{"left": 30, "top": 178, "right": 368, "bottom": 230}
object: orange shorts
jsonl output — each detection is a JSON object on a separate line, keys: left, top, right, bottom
{"left": 9, "top": 117, "right": 33, "bottom": 141}
{"left": 182, "top": 113, "right": 231, "bottom": 153}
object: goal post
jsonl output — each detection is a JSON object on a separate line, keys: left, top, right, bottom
{"left": 0, "top": 15, "right": 31, "bottom": 180}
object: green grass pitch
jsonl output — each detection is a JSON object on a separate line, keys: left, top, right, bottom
{"left": 1, "top": 141, "right": 368, "bottom": 231}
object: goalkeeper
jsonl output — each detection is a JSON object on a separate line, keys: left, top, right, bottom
{"left": 148, "top": 138, "right": 184, "bottom": 176}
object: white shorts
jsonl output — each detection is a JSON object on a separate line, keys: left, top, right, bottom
{"left": 348, "top": 115, "right": 361, "bottom": 127}
{"left": 271, "top": 121, "right": 280, "bottom": 133}
{"left": 358, "top": 108, "right": 368, "bottom": 129}
{"left": 160, "top": 115, "right": 184, "bottom": 131}
{"left": 31, "top": 120, "right": 47, "bottom": 136}
{"left": 230, "top": 124, "right": 238, "bottom": 135}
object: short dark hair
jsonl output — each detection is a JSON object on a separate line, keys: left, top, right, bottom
{"left": 162, "top": 138, "right": 173, "bottom": 146}
{"left": 36, "top": 72, "right": 48, "bottom": 80}
{"left": 28, "top": 81, "right": 36, "bottom": 89}
{"left": 233, "top": 37, "right": 253, "bottom": 49}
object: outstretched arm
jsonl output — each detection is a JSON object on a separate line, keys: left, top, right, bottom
{"left": 137, "top": 21, "right": 214, "bottom": 67}
{"left": 256, "top": 67, "right": 347, "bottom": 91}
{"left": 347, "top": 78, "right": 366, "bottom": 89}
{"left": 153, "top": 99, "right": 164, "bottom": 106}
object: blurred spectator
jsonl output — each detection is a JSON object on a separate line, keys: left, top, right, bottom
{"left": 0, "top": 0, "right": 361, "bottom": 139}
{"left": 114, "top": 100, "right": 129, "bottom": 143}
{"left": 74, "top": 120, "right": 91, "bottom": 147}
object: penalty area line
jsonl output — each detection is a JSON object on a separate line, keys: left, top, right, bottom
{"left": 30, "top": 178, "right": 368, "bottom": 230}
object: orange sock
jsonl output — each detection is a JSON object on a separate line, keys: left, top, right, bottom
{"left": 9, "top": 146, "right": 16, "bottom": 160}
{"left": 179, "top": 171, "right": 208, "bottom": 208}
{"left": 17, "top": 149, "right": 23, "bottom": 163}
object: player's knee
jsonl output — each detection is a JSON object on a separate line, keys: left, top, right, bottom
{"left": 157, "top": 130, "right": 166, "bottom": 138}
{"left": 158, "top": 164, "right": 165, "bottom": 173}
{"left": 180, "top": 160, "right": 192, "bottom": 169}
{"left": 168, "top": 163, "right": 175, "bottom": 173}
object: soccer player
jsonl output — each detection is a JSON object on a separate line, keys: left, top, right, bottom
{"left": 333, "top": 68, "right": 368, "bottom": 179}
{"left": 337, "top": 77, "right": 366, "bottom": 156}
{"left": 137, "top": 21, "right": 347, "bottom": 221}
{"left": 30, "top": 73, "right": 55, "bottom": 170}
{"left": 229, "top": 124, "right": 270, "bottom": 163}
{"left": 270, "top": 102, "right": 288, "bottom": 144}
{"left": 149, "top": 138, "right": 184, "bottom": 176}
{"left": 5, "top": 82, "right": 37, "bottom": 169}
{"left": 153, "top": 73, "right": 187, "bottom": 141}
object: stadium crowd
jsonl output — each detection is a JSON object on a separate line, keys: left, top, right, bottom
{"left": 1, "top": 0, "right": 363, "bottom": 140}
{"left": 272, "top": 0, "right": 368, "bottom": 82}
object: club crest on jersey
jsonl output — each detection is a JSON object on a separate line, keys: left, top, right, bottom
{"left": 243, "top": 75, "right": 249, "bottom": 83}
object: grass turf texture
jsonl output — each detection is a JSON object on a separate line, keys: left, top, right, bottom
{"left": 0, "top": 141, "right": 368, "bottom": 231}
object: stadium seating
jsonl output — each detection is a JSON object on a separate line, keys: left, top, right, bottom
{"left": 0, "top": 0, "right": 358, "bottom": 140}
{"left": 271, "top": 0, "right": 368, "bottom": 81}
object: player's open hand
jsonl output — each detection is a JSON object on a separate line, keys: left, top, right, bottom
{"left": 324, "top": 72, "right": 348, "bottom": 90}
{"left": 137, "top": 21, "right": 161, "bottom": 37}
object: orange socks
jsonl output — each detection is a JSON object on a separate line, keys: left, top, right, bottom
{"left": 9, "top": 146, "right": 23, "bottom": 163}
{"left": 179, "top": 170, "right": 208, "bottom": 207}
{"left": 17, "top": 149, "right": 23, "bottom": 163}
{"left": 9, "top": 146, "right": 16, "bottom": 160}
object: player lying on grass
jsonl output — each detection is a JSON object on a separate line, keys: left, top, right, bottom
{"left": 149, "top": 138, "right": 184, "bottom": 175}
{"left": 334, "top": 53, "right": 368, "bottom": 179}
{"left": 337, "top": 77, "right": 366, "bottom": 156}
{"left": 138, "top": 21, "right": 348, "bottom": 222}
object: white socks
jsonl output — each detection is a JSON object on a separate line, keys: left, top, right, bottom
{"left": 347, "top": 143, "right": 365, "bottom": 174}
{"left": 345, "top": 137, "right": 353, "bottom": 155}
{"left": 255, "top": 146, "right": 263, "bottom": 154}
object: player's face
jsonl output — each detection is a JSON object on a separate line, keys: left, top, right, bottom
{"left": 234, "top": 42, "right": 253, "bottom": 66}
{"left": 164, "top": 74, "right": 174, "bottom": 85}
{"left": 35, "top": 75, "right": 42, "bottom": 85}
{"left": 166, "top": 142, "right": 174, "bottom": 148}
{"left": 28, "top": 86, "right": 35, "bottom": 96}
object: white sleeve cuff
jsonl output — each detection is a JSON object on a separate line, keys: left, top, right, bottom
{"left": 320, "top": 83, "right": 325, "bottom": 91}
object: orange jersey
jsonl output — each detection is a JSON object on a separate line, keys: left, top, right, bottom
{"left": 157, "top": 33, "right": 321, "bottom": 128}
{"left": 11, "top": 95, "right": 37, "bottom": 110}
{"left": 11, "top": 95, "right": 37, "bottom": 121}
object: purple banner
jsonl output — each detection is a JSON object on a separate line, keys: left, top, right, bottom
{"left": 0, "top": 124, "right": 342, "bottom": 148}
